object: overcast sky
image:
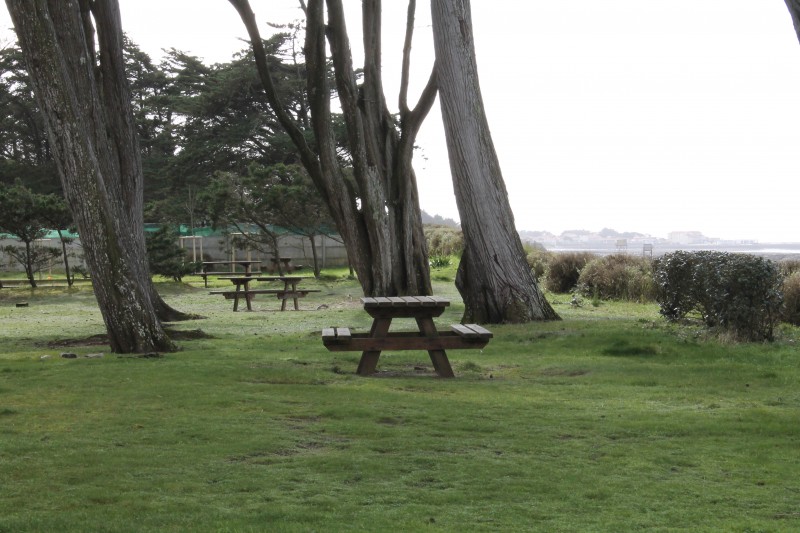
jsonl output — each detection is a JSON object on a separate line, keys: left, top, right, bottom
{"left": 3, "top": 1, "right": 800, "bottom": 242}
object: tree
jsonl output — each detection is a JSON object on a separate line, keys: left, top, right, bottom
{"left": 257, "top": 165, "right": 338, "bottom": 277}
{"left": 0, "top": 181, "right": 60, "bottom": 287}
{"left": 36, "top": 191, "right": 76, "bottom": 286}
{"left": 0, "top": 42, "right": 59, "bottom": 193}
{"left": 228, "top": 0, "right": 437, "bottom": 296}
{"left": 430, "top": 0, "right": 559, "bottom": 322}
{"left": 785, "top": 0, "right": 800, "bottom": 43}
{"left": 145, "top": 225, "right": 197, "bottom": 282}
{"left": 6, "top": 0, "right": 180, "bottom": 352}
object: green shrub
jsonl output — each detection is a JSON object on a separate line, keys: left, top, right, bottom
{"left": 781, "top": 272, "right": 800, "bottom": 326}
{"left": 544, "top": 252, "right": 596, "bottom": 293}
{"left": 654, "top": 251, "right": 782, "bottom": 341}
{"left": 145, "top": 226, "right": 199, "bottom": 282}
{"left": 578, "top": 254, "right": 656, "bottom": 302}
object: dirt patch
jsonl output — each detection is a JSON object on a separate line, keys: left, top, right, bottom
{"left": 45, "top": 333, "right": 108, "bottom": 348}
{"left": 44, "top": 328, "right": 213, "bottom": 348}
{"left": 165, "top": 328, "right": 215, "bottom": 340}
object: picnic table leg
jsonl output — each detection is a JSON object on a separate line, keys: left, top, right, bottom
{"left": 415, "top": 317, "right": 455, "bottom": 378}
{"left": 291, "top": 281, "right": 299, "bottom": 310}
{"left": 357, "top": 318, "right": 391, "bottom": 375}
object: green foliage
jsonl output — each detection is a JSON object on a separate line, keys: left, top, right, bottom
{"left": 144, "top": 226, "right": 197, "bottom": 282}
{"left": 0, "top": 181, "right": 65, "bottom": 286}
{"left": 780, "top": 272, "right": 800, "bottom": 326}
{"left": 428, "top": 255, "right": 451, "bottom": 269}
{"left": 544, "top": 251, "right": 596, "bottom": 293}
{"left": 578, "top": 254, "right": 656, "bottom": 302}
{"left": 654, "top": 251, "right": 783, "bottom": 341}
{"left": 424, "top": 225, "right": 463, "bottom": 257}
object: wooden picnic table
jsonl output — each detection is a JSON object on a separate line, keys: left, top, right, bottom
{"left": 321, "top": 296, "right": 492, "bottom": 378}
{"left": 210, "top": 276, "right": 259, "bottom": 312}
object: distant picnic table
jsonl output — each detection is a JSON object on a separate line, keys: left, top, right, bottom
{"left": 197, "top": 260, "right": 261, "bottom": 288}
{"left": 209, "top": 275, "right": 319, "bottom": 312}
{"left": 322, "top": 296, "right": 492, "bottom": 378}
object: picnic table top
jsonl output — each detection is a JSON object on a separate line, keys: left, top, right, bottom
{"left": 361, "top": 296, "right": 450, "bottom": 308}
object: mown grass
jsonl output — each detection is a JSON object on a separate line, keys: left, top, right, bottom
{"left": 1, "top": 270, "right": 799, "bottom": 532}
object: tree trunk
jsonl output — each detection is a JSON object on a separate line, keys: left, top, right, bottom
{"left": 6, "top": 0, "right": 176, "bottom": 352}
{"left": 430, "top": 0, "right": 559, "bottom": 323}
{"left": 56, "top": 229, "right": 73, "bottom": 287}
{"left": 229, "top": 0, "right": 435, "bottom": 297}
{"left": 309, "top": 235, "right": 321, "bottom": 278}
{"left": 785, "top": 0, "right": 800, "bottom": 43}
{"left": 23, "top": 240, "right": 37, "bottom": 288}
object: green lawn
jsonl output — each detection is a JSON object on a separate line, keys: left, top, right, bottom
{"left": 1, "top": 272, "right": 799, "bottom": 532}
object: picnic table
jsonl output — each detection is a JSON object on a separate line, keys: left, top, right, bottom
{"left": 210, "top": 276, "right": 260, "bottom": 312}
{"left": 198, "top": 260, "right": 261, "bottom": 287}
{"left": 210, "top": 275, "right": 319, "bottom": 312}
{"left": 256, "top": 276, "right": 320, "bottom": 311}
{"left": 321, "top": 296, "right": 492, "bottom": 378}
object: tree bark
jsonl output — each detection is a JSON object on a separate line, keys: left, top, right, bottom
{"left": 785, "top": 0, "right": 800, "bottom": 44}
{"left": 430, "top": 0, "right": 559, "bottom": 323}
{"left": 228, "top": 0, "right": 435, "bottom": 296}
{"left": 6, "top": 0, "right": 177, "bottom": 352}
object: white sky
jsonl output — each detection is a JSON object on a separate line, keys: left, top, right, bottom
{"left": 2, "top": 1, "right": 800, "bottom": 242}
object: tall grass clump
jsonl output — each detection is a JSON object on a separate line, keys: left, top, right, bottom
{"left": 778, "top": 258, "right": 800, "bottom": 277}
{"left": 781, "top": 271, "right": 800, "bottom": 325}
{"left": 577, "top": 254, "right": 656, "bottom": 302}
{"left": 424, "top": 225, "right": 463, "bottom": 257}
{"left": 543, "top": 251, "right": 596, "bottom": 293}
{"left": 654, "top": 251, "right": 783, "bottom": 341}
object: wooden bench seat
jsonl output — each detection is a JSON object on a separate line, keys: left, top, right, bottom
{"left": 450, "top": 323, "right": 493, "bottom": 341}
{"left": 209, "top": 289, "right": 278, "bottom": 299}
{"left": 322, "top": 323, "right": 492, "bottom": 352}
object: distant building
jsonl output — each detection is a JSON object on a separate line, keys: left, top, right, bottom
{"left": 668, "top": 231, "right": 708, "bottom": 245}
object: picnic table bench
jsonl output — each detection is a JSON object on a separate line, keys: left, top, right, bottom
{"left": 321, "top": 296, "right": 492, "bottom": 378}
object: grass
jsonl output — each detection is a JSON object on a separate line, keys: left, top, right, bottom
{"left": 1, "top": 270, "right": 799, "bottom": 532}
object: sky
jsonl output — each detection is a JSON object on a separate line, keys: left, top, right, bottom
{"left": 2, "top": 1, "right": 800, "bottom": 243}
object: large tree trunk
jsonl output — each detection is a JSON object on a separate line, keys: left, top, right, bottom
{"left": 229, "top": 0, "right": 435, "bottom": 296}
{"left": 431, "top": 0, "right": 559, "bottom": 323}
{"left": 6, "top": 0, "right": 176, "bottom": 352}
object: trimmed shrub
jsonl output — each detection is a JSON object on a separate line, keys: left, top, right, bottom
{"left": 654, "top": 251, "right": 782, "bottom": 341}
{"left": 781, "top": 272, "right": 800, "bottom": 326}
{"left": 544, "top": 252, "right": 596, "bottom": 293}
{"left": 577, "top": 254, "right": 656, "bottom": 302}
